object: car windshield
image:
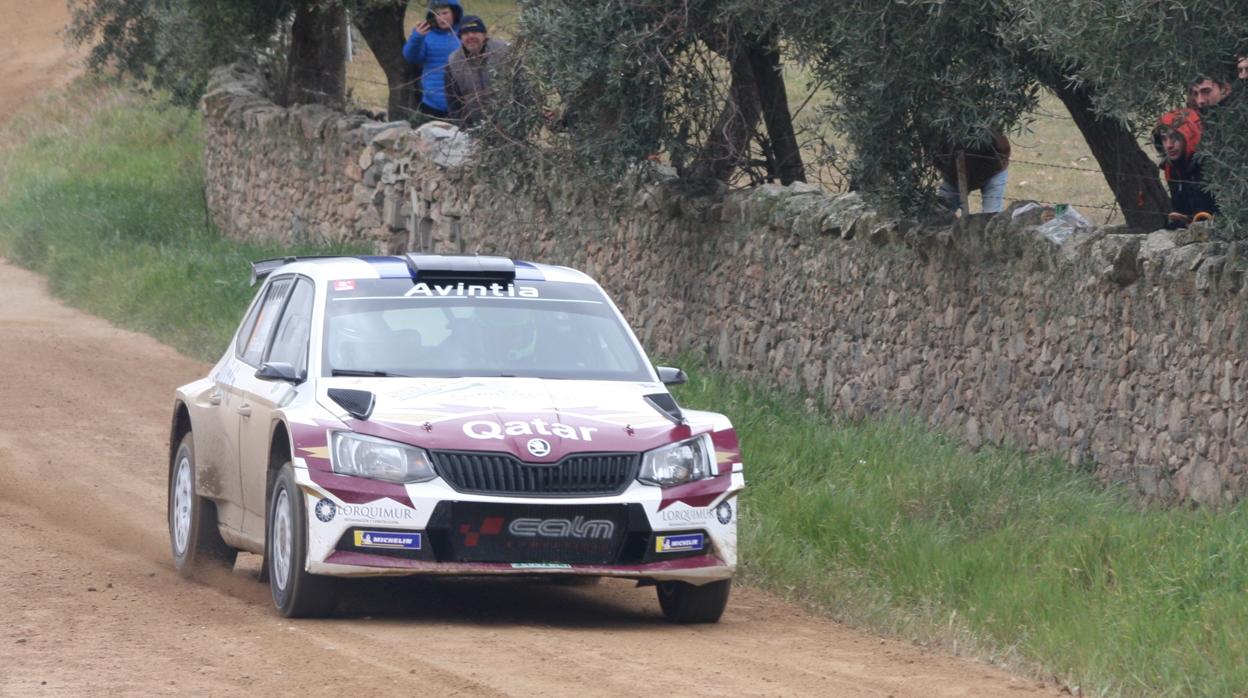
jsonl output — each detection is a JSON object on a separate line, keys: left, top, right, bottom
{"left": 321, "top": 277, "right": 652, "bottom": 381}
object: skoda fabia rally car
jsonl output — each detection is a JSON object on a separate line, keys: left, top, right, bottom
{"left": 168, "top": 254, "right": 744, "bottom": 622}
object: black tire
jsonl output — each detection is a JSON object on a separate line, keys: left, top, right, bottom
{"left": 168, "top": 432, "right": 237, "bottom": 578}
{"left": 267, "top": 463, "right": 336, "bottom": 618}
{"left": 656, "top": 579, "right": 732, "bottom": 624}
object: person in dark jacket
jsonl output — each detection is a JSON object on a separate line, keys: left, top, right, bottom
{"left": 402, "top": 0, "right": 463, "bottom": 119}
{"left": 1153, "top": 107, "right": 1218, "bottom": 229}
{"left": 445, "top": 16, "right": 512, "bottom": 127}
{"left": 1187, "top": 75, "right": 1233, "bottom": 113}
{"left": 933, "top": 131, "right": 1011, "bottom": 214}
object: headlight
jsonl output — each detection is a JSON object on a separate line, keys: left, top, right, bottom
{"left": 639, "top": 434, "right": 715, "bottom": 487}
{"left": 330, "top": 432, "right": 436, "bottom": 483}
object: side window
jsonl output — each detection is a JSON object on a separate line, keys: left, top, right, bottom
{"left": 240, "top": 277, "right": 294, "bottom": 366}
{"left": 266, "top": 278, "right": 314, "bottom": 374}
{"left": 234, "top": 289, "right": 267, "bottom": 359}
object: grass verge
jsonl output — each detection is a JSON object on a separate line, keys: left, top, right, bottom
{"left": 2, "top": 82, "right": 1245, "bottom": 697}
{"left": 0, "top": 79, "right": 366, "bottom": 361}
{"left": 673, "top": 367, "right": 1248, "bottom": 697}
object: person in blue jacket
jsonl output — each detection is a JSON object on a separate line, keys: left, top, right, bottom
{"left": 402, "top": 0, "right": 463, "bottom": 120}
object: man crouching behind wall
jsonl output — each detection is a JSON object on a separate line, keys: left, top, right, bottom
{"left": 933, "top": 130, "right": 1011, "bottom": 215}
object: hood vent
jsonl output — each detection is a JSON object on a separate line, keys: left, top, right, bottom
{"left": 328, "top": 388, "right": 376, "bottom": 421}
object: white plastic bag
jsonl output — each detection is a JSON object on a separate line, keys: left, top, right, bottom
{"left": 1034, "top": 204, "right": 1092, "bottom": 244}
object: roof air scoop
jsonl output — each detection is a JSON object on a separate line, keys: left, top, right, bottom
{"left": 405, "top": 254, "right": 516, "bottom": 284}
{"left": 328, "top": 388, "right": 376, "bottom": 421}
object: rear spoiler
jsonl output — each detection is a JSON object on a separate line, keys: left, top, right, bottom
{"left": 249, "top": 255, "right": 343, "bottom": 286}
{"left": 250, "top": 257, "right": 295, "bottom": 286}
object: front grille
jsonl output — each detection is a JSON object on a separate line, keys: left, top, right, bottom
{"left": 442, "top": 502, "right": 631, "bottom": 564}
{"left": 430, "top": 451, "right": 640, "bottom": 496}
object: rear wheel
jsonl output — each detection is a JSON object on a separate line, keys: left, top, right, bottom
{"left": 268, "top": 463, "right": 336, "bottom": 618}
{"left": 656, "top": 579, "right": 732, "bottom": 624}
{"left": 169, "top": 432, "right": 237, "bottom": 578}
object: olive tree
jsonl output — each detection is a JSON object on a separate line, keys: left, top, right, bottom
{"left": 1011, "top": 0, "right": 1247, "bottom": 233}
{"left": 778, "top": 0, "right": 1248, "bottom": 232}
{"left": 68, "top": 0, "right": 381, "bottom": 111}
{"left": 480, "top": 0, "right": 805, "bottom": 187}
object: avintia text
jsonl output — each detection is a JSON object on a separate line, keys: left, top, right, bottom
{"left": 405, "top": 282, "right": 538, "bottom": 298}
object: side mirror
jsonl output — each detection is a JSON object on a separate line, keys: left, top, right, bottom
{"left": 256, "top": 362, "right": 305, "bottom": 383}
{"left": 656, "top": 366, "right": 688, "bottom": 387}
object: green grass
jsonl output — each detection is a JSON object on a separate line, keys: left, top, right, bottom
{"left": 4, "top": 81, "right": 1247, "bottom": 697}
{"left": 0, "top": 80, "right": 367, "bottom": 361}
{"left": 673, "top": 366, "right": 1248, "bottom": 697}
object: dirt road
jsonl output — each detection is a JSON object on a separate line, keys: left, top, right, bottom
{"left": 0, "top": 261, "right": 1058, "bottom": 697}
{"left": 0, "top": 0, "right": 81, "bottom": 123}
{"left": 0, "top": 3, "right": 1061, "bottom": 695}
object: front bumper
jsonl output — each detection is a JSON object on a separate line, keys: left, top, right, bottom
{"left": 296, "top": 468, "right": 743, "bottom": 585}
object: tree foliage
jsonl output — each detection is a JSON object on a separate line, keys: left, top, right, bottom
{"left": 783, "top": 0, "right": 1039, "bottom": 213}
{"left": 67, "top": 0, "right": 401, "bottom": 108}
{"left": 69, "top": 0, "right": 1248, "bottom": 233}
{"left": 68, "top": 0, "right": 291, "bottom": 105}
{"left": 478, "top": 0, "right": 804, "bottom": 187}
{"left": 1012, "top": 0, "right": 1248, "bottom": 232}
{"left": 777, "top": 0, "right": 1246, "bottom": 231}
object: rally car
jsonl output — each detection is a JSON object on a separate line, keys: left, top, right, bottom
{"left": 168, "top": 254, "right": 745, "bottom": 622}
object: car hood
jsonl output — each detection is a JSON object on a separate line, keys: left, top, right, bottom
{"left": 315, "top": 377, "right": 696, "bottom": 462}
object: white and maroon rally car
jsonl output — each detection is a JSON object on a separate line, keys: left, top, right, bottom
{"left": 168, "top": 254, "right": 744, "bottom": 621}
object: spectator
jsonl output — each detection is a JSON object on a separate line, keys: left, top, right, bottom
{"left": 1238, "top": 54, "right": 1248, "bottom": 81}
{"left": 402, "top": 0, "right": 464, "bottom": 120}
{"left": 933, "top": 131, "right": 1011, "bottom": 215}
{"left": 1152, "top": 108, "right": 1218, "bottom": 229}
{"left": 1187, "top": 75, "right": 1232, "bottom": 113}
{"left": 446, "top": 16, "right": 512, "bottom": 127}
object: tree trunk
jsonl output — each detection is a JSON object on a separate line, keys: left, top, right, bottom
{"left": 691, "top": 39, "right": 761, "bottom": 183}
{"left": 286, "top": 2, "right": 348, "bottom": 109}
{"left": 353, "top": 1, "right": 420, "bottom": 119}
{"left": 1027, "top": 56, "right": 1168, "bottom": 231}
{"left": 744, "top": 34, "right": 805, "bottom": 184}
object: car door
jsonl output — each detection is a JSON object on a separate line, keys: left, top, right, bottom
{"left": 195, "top": 285, "right": 272, "bottom": 533}
{"left": 236, "top": 276, "right": 315, "bottom": 538}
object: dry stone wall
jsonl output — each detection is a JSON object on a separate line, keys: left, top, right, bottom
{"left": 202, "top": 64, "right": 1248, "bottom": 504}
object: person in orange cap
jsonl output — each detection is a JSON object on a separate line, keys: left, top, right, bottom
{"left": 1152, "top": 108, "right": 1218, "bottom": 229}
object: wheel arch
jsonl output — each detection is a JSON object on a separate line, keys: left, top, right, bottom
{"left": 169, "top": 400, "right": 193, "bottom": 477}
{"left": 267, "top": 419, "right": 294, "bottom": 504}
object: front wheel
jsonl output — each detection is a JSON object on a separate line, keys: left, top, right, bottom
{"left": 656, "top": 579, "right": 732, "bottom": 624}
{"left": 267, "top": 463, "right": 336, "bottom": 618}
{"left": 169, "top": 432, "right": 237, "bottom": 578}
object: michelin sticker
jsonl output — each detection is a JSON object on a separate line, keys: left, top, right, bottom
{"left": 354, "top": 531, "right": 421, "bottom": 550}
{"left": 656, "top": 533, "right": 705, "bottom": 553}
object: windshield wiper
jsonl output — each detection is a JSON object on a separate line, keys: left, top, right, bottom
{"left": 331, "top": 369, "right": 406, "bottom": 377}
